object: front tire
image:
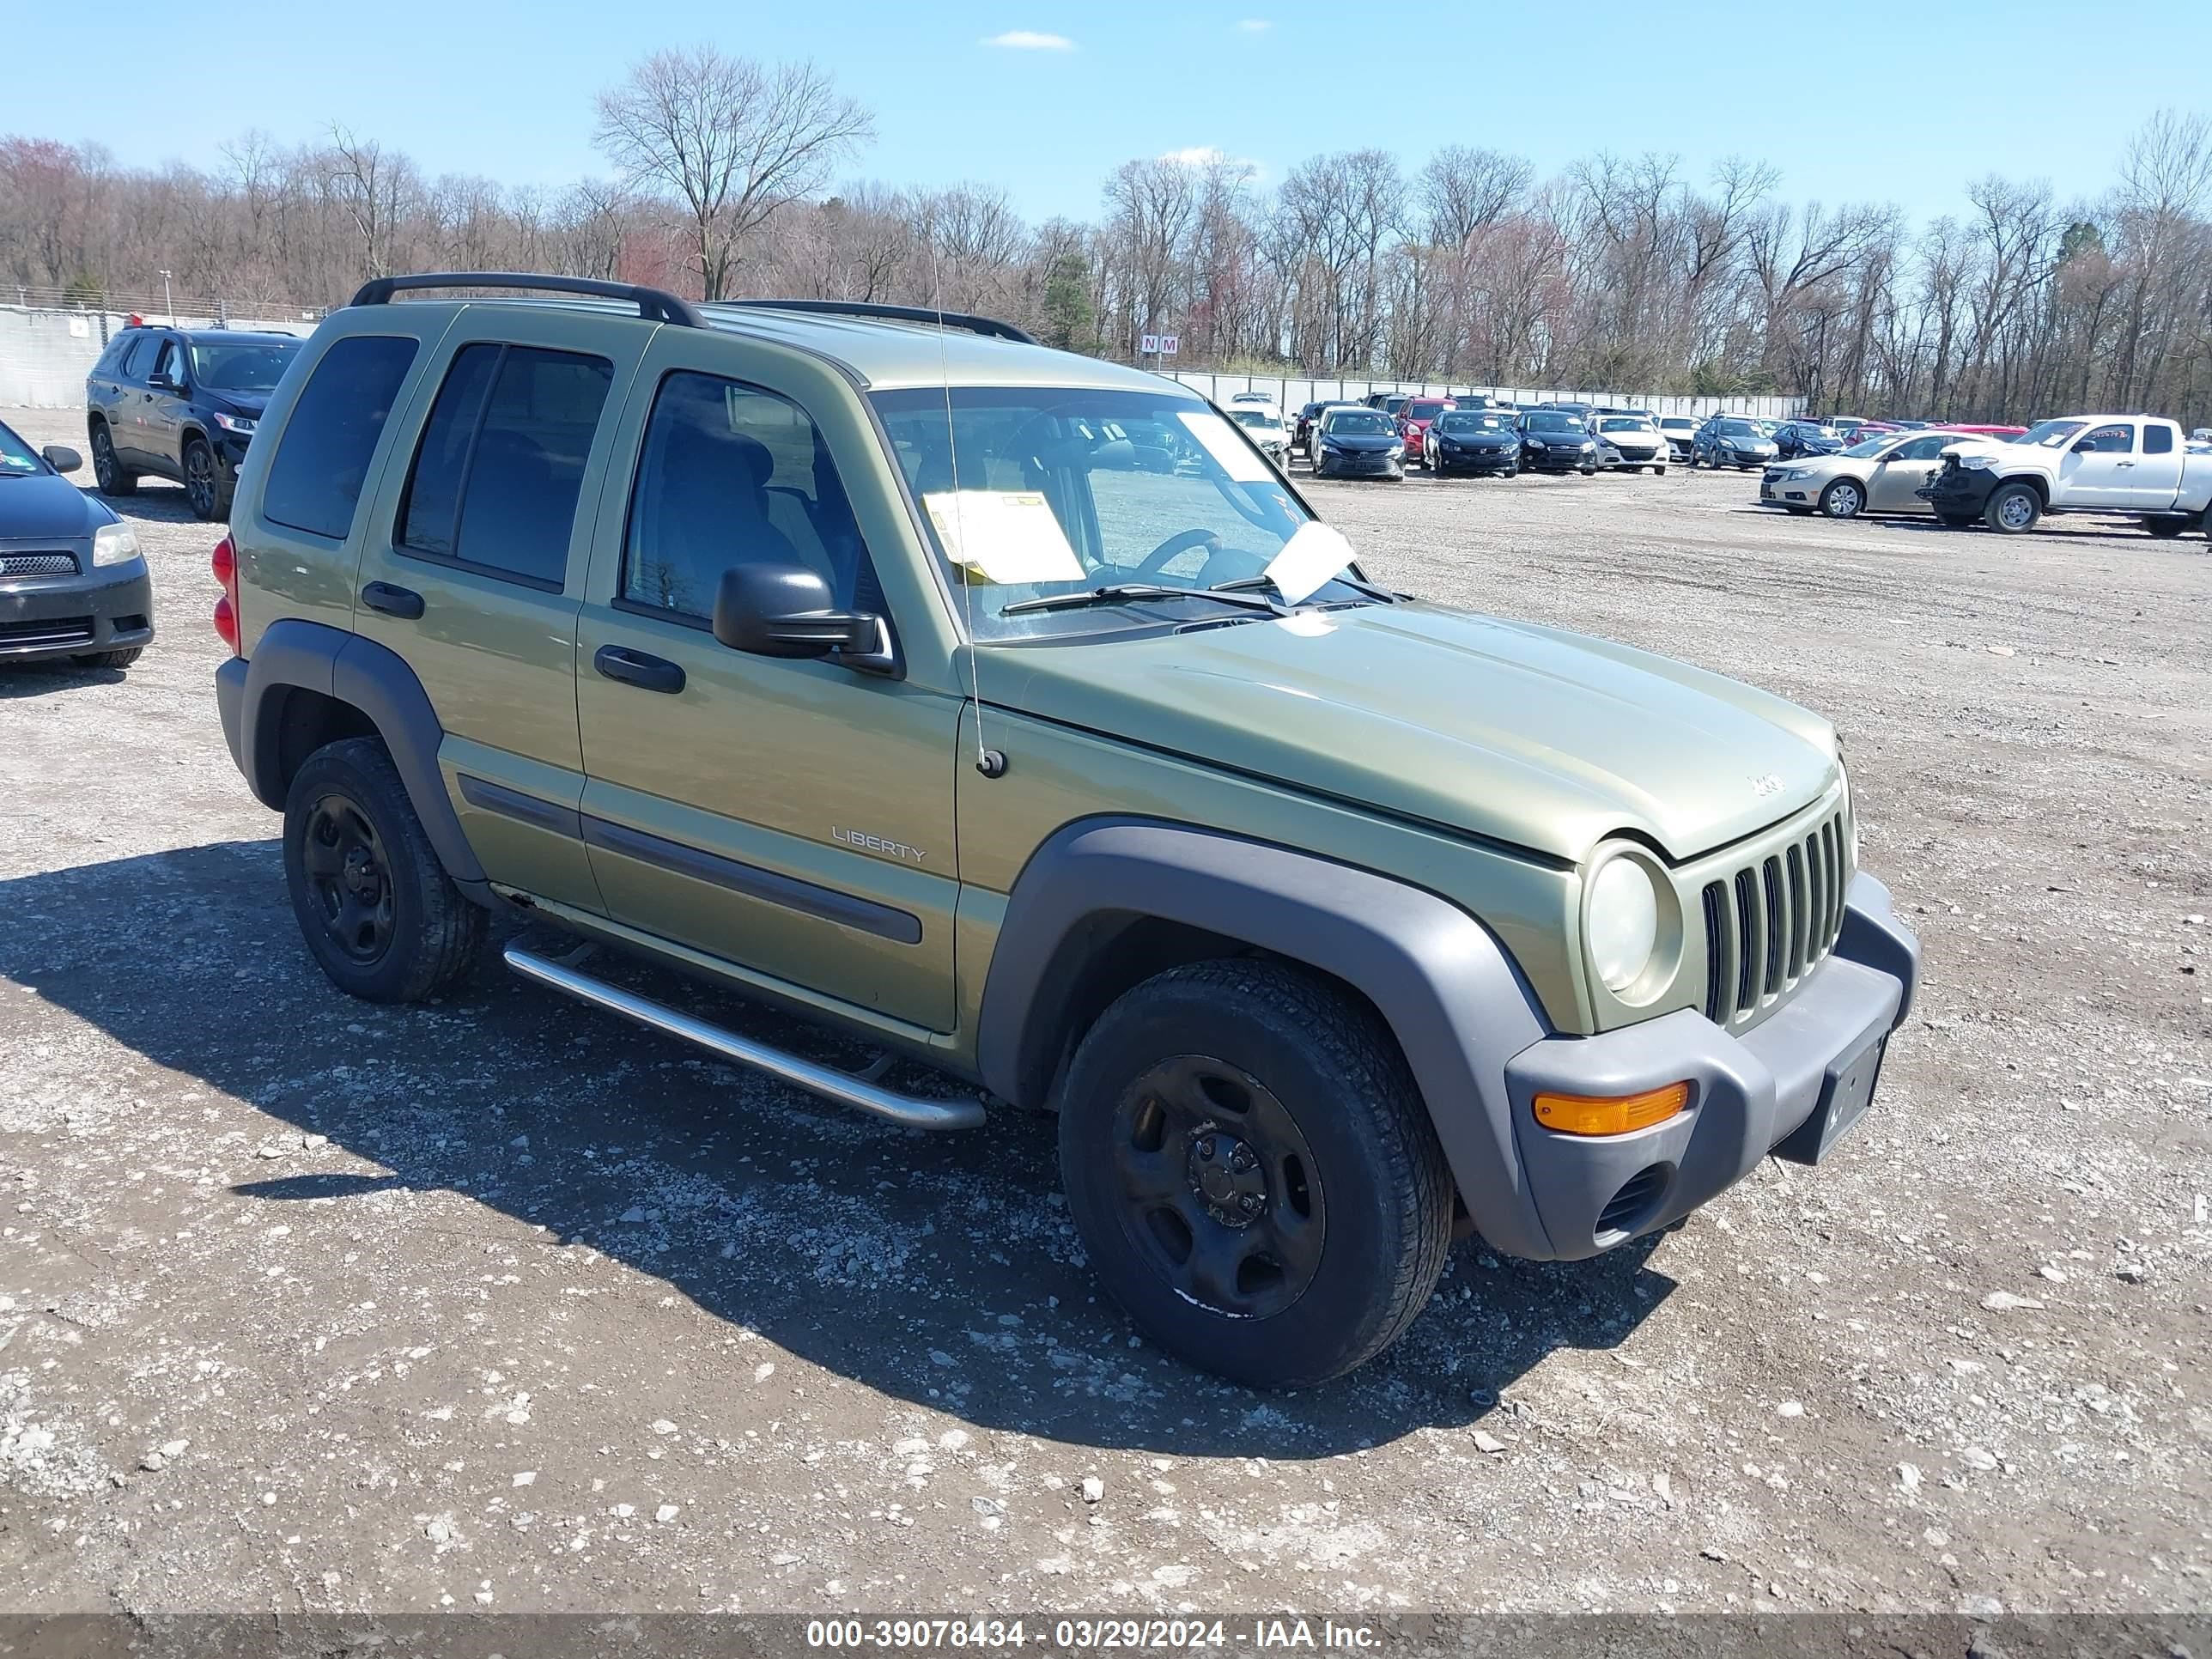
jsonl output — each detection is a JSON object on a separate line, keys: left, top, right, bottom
{"left": 1819, "top": 478, "right": 1864, "bottom": 519}
{"left": 1057, "top": 959, "right": 1454, "bottom": 1388}
{"left": 1654, "top": 465, "right": 1667, "bottom": 477}
{"left": 88, "top": 422, "right": 137, "bottom": 495}
{"left": 283, "top": 737, "right": 487, "bottom": 1003}
{"left": 183, "top": 437, "right": 230, "bottom": 522}
{"left": 2146, "top": 517, "right": 2185, "bottom": 538}
{"left": 71, "top": 647, "right": 143, "bottom": 670}
{"left": 1984, "top": 481, "right": 2041, "bottom": 534}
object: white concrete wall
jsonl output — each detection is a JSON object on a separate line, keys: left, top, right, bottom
{"left": 1169, "top": 369, "right": 1802, "bottom": 420}
{"left": 1, "top": 307, "right": 313, "bottom": 409}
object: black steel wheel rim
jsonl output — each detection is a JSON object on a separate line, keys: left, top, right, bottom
{"left": 1107, "top": 1054, "right": 1325, "bottom": 1321}
{"left": 301, "top": 793, "right": 396, "bottom": 964}
{"left": 91, "top": 427, "right": 113, "bottom": 486}
{"left": 185, "top": 446, "right": 216, "bottom": 516}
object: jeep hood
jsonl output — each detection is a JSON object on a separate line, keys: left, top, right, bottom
{"left": 985, "top": 602, "right": 1839, "bottom": 864}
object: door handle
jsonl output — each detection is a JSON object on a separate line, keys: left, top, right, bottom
{"left": 361, "top": 581, "right": 425, "bottom": 619}
{"left": 594, "top": 644, "right": 686, "bottom": 695}
{"left": 2115, "top": 461, "right": 2136, "bottom": 468}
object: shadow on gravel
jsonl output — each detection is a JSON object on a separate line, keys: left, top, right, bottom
{"left": 0, "top": 660, "right": 129, "bottom": 696}
{"left": 2, "top": 841, "right": 1676, "bottom": 1456}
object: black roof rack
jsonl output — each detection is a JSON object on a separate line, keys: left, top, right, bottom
{"left": 720, "top": 298, "right": 1036, "bottom": 345}
{"left": 347, "top": 272, "right": 706, "bottom": 328}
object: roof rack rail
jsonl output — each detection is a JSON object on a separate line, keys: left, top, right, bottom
{"left": 720, "top": 298, "right": 1037, "bottom": 345}
{"left": 347, "top": 272, "right": 706, "bottom": 328}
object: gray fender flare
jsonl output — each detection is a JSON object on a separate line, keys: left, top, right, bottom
{"left": 975, "top": 817, "right": 1559, "bottom": 1260}
{"left": 229, "top": 617, "right": 486, "bottom": 890}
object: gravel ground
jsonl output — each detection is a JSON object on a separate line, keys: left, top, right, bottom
{"left": 1, "top": 404, "right": 2206, "bottom": 1620}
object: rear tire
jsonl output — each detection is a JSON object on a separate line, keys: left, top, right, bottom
{"left": 1984, "top": 481, "right": 2041, "bottom": 534}
{"left": 1057, "top": 959, "right": 1453, "bottom": 1388}
{"left": 283, "top": 737, "right": 487, "bottom": 1004}
{"left": 71, "top": 647, "right": 143, "bottom": 670}
{"left": 2146, "top": 516, "right": 2185, "bottom": 538}
{"left": 88, "top": 422, "right": 137, "bottom": 495}
{"left": 1936, "top": 511, "right": 1976, "bottom": 529}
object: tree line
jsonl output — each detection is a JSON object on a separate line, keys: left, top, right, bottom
{"left": 5, "top": 45, "right": 2210, "bottom": 424}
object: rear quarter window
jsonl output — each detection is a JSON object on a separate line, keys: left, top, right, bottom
{"left": 261, "top": 335, "right": 422, "bottom": 541}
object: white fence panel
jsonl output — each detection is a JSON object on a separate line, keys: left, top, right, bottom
{"left": 2, "top": 306, "right": 313, "bottom": 408}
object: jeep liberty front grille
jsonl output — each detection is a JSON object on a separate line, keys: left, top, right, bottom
{"left": 1699, "top": 808, "right": 1850, "bottom": 1027}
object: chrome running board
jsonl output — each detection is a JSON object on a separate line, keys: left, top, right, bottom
{"left": 502, "top": 943, "right": 988, "bottom": 1132}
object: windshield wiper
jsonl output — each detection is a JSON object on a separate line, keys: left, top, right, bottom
{"left": 1000, "top": 582, "right": 1288, "bottom": 619}
{"left": 1208, "top": 572, "right": 1401, "bottom": 605}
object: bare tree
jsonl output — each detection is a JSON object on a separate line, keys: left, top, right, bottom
{"left": 592, "top": 46, "right": 872, "bottom": 300}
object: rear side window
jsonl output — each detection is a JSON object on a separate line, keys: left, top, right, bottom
{"left": 398, "top": 343, "right": 614, "bottom": 590}
{"left": 116, "top": 335, "right": 150, "bottom": 379}
{"left": 261, "top": 335, "right": 421, "bottom": 540}
{"left": 2144, "top": 423, "right": 2174, "bottom": 454}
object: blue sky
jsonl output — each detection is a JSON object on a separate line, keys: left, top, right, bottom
{"left": 10, "top": 1, "right": 2208, "bottom": 226}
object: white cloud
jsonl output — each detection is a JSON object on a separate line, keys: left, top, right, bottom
{"left": 1236, "top": 17, "right": 1271, "bottom": 30}
{"left": 982, "top": 29, "right": 1073, "bottom": 49}
{"left": 1159, "top": 145, "right": 1263, "bottom": 179}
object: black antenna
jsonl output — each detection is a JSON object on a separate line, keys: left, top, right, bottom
{"left": 921, "top": 250, "right": 998, "bottom": 779}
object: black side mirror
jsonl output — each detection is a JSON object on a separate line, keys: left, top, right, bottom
{"left": 148, "top": 374, "right": 181, "bottom": 394}
{"left": 41, "top": 445, "right": 82, "bottom": 474}
{"left": 713, "top": 562, "right": 884, "bottom": 664}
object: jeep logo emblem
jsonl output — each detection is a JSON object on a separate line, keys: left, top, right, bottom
{"left": 1749, "top": 773, "right": 1783, "bottom": 798}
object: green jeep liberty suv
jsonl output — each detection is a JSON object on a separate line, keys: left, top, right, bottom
{"left": 213, "top": 274, "right": 1919, "bottom": 1387}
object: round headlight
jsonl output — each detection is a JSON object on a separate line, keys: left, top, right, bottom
{"left": 1587, "top": 855, "right": 1661, "bottom": 994}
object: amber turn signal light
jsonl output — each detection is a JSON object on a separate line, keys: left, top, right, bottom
{"left": 1532, "top": 1081, "right": 1691, "bottom": 1136}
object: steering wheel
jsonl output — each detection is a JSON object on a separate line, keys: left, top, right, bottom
{"left": 1133, "top": 528, "right": 1221, "bottom": 578}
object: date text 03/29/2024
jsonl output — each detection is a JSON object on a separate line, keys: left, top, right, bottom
{"left": 805, "top": 1619, "right": 1380, "bottom": 1650}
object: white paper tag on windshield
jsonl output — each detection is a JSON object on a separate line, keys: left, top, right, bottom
{"left": 1262, "top": 521, "right": 1357, "bottom": 606}
{"left": 1176, "top": 410, "right": 1273, "bottom": 483}
{"left": 922, "top": 490, "right": 1084, "bottom": 585}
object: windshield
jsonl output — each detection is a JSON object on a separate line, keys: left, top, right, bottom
{"left": 872, "top": 386, "right": 1372, "bottom": 641}
{"left": 1406, "top": 400, "right": 1447, "bottom": 421}
{"left": 1525, "top": 412, "right": 1583, "bottom": 434}
{"left": 2017, "top": 418, "right": 2087, "bottom": 448}
{"left": 1436, "top": 412, "right": 1509, "bottom": 434}
{"left": 1660, "top": 417, "right": 1695, "bottom": 431}
{"left": 1716, "top": 419, "right": 1761, "bottom": 437}
{"left": 1380, "top": 396, "right": 1409, "bottom": 415}
{"left": 0, "top": 420, "right": 40, "bottom": 475}
{"left": 1840, "top": 435, "right": 1893, "bottom": 458}
{"left": 1228, "top": 408, "right": 1276, "bottom": 428}
{"left": 1599, "top": 417, "right": 1651, "bottom": 434}
{"left": 189, "top": 338, "right": 299, "bottom": 393}
{"left": 1322, "top": 410, "right": 1394, "bottom": 435}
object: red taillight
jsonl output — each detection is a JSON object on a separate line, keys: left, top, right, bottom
{"left": 211, "top": 534, "right": 240, "bottom": 655}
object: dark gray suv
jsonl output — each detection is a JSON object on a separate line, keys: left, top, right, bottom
{"left": 84, "top": 326, "right": 301, "bottom": 520}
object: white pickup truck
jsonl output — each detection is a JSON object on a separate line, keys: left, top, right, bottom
{"left": 1920, "top": 414, "right": 2212, "bottom": 536}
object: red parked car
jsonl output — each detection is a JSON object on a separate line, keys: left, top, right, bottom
{"left": 1395, "top": 396, "right": 1456, "bottom": 455}
{"left": 1931, "top": 422, "right": 2030, "bottom": 439}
